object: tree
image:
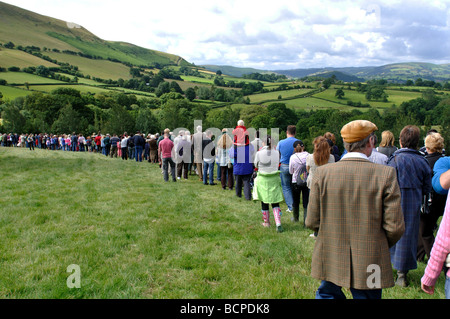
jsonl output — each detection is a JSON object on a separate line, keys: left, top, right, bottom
{"left": 335, "top": 88, "right": 345, "bottom": 99}
{"left": 239, "top": 105, "right": 268, "bottom": 127}
{"left": 4, "top": 41, "right": 15, "bottom": 49}
{"left": 169, "top": 81, "right": 183, "bottom": 94}
{"left": 185, "top": 87, "right": 196, "bottom": 101}
{"left": 365, "top": 86, "right": 388, "bottom": 102}
{"left": 415, "top": 78, "right": 424, "bottom": 87}
{"left": 266, "top": 103, "right": 298, "bottom": 132}
{"left": 51, "top": 104, "right": 85, "bottom": 134}
{"left": 155, "top": 81, "right": 171, "bottom": 97}
{"left": 197, "top": 86, "right": 212, "bottom": 100}
{"left": 104, "top": 104, "right": 135, "bottom": 135}
{"left": 135, "top": 108, "right": 160, "bottom": 134}
{"left": 1, "top": 102, "right": 27, "bottom": 133}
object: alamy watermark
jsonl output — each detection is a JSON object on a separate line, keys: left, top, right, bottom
{"left": 67, "top": 264, "right": 81, "bottom": 289}
{"left": 170, "top": 120, "right": 280, "bottom": 164}
{"left": 366, "top": 264, "right": 381, "bottom": 289}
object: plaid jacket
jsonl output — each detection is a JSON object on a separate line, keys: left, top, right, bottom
{"left": 306, "top": 157, "right": 404, "bottom": 289}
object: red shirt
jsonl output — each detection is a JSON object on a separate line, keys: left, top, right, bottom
{"left": 95, "top": 135, "right": 102, "bottom": 146}
{"left": 159, "top": 137, "right": 174, "bottom": 159}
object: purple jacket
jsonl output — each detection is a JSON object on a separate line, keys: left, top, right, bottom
{"left": 229, "top": 144, "right": 255, "bottom": 175}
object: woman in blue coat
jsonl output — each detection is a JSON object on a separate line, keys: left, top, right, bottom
{"left": 229, "top": 141, "right": 255, "bottom": 201}
{"left": 388, "top": 125, "right": 432, "bottom": 287}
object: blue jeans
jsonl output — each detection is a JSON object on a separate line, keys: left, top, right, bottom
{"left": 315, "top": 281, "right": 382, "bottom": 299}
{"left": 446, "top": 276, "right": 450, "bottom": 299}
{"left": 280, "top": 164, "right": 294, "bottom": 210}
{"left": 135, "top": 146, "right": 143, "bottom": 162}
{"left": 203, "top": 161, "right": 214, "bottom": 184}
{"left": 162, "top": 157, "right": 176, "bottom": 182}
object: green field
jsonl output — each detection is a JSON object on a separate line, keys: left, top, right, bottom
{"left": 0, "top": 85, "right": 33, "bottom": 99}
{"left": 44, "top": 52, "right": 134, "bottom": 81}
{"left": 16, "top": 84, "right": 114, "bottom": 95}
{"left": 0, "top": 48, "right": 59, "bottom": 69}
{"left": 0, "top": 147, "right": 445, "bottom": 299}
{"left": 283, "top": 96, "right": 351, "bottom": 111}
{"left": 0, "top": 71, "right": 67, "bottom": 84}
{"left": 248, "top": 88, "right": 315, "bottom": 104}
{"left": 315, "top": 86, "right": 424, "bottom": 109}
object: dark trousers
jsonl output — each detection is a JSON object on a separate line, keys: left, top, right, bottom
{"left": 235, "top": 174, "right": 252, "bottom": 200}
{"left": 316, "top": 281, "right": 382, "bottom": 299}
{"left": 163, "top": 157, "right": 176, "bottom": 182}
{"left": 177, "top": 162, "right": 189, "bottom": 179}
{"left": 121, "top": 147, "right": 128, "bottom": 160}
{"left": 417, "top": 207, "right": 443, "bottom": 261}
{"left": 261, "top": 202, "right": 280, "bottom": 210}
{"left": 220, "top": 166, "right": 234, "bottom": 190}
{"left": 292, "top": 183, "right": 309, "bottom": 223}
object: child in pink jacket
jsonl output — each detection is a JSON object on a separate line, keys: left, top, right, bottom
{"left": 421, "top": 167, "right": 450, "bottom": 298}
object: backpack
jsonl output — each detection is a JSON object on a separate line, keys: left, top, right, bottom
{"left": 295, "top": 154, "right": 308, "bottom": 187}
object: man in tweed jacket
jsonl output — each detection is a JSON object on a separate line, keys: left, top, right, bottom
{"left": 306, "top": 120, "right": 405, "bottom": 299}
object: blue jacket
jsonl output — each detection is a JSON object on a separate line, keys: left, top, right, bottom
{"left": 433, "top": 156, "right": 450, "bottom": 195}
{"left": 387, "top": 148, "right": 432, "bottom": 271}
{"left": 229, "top": 144, "right": 254, "bottom": 175}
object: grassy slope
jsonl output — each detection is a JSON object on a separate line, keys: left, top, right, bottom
{"left": 0, "top": 70, "right": 67, "bottom": 84}
{"left": 0, "top": 48, "right": 59, "bottom": 69}
{"left": 0, "top": 84, "right": 33, "bottom": 99}
{"left": 0, "top": 2, "right": 189, "bottom": 68}
{"left": 0, "top": 147, "right": 445, "bottom": 299}
{"left": 0, "top": 2, "right": 97, "bottom": 52}
{"left": 44, "top": 51, "right": 133, "bottom": 80}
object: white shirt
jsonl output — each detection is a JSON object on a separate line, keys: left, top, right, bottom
{"left": 254, "top": 146, "right": 280, "bottom": 174}
{"left": 341, "top": 152, "right": 369, "bottom": 160}
{"left": 121, "top": 137, "right": 129, "bottom": 148}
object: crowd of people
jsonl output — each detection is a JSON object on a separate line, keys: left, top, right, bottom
{"left": 2, "top": 120, "right": 450, "bottom": 300}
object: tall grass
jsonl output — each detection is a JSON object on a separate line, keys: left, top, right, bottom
{"left": 0, "top": 147, "right": 446, "bottom": 299}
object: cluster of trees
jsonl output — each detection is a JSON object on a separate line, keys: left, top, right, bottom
{"left": 406, "top": 78, "right": 450, "bottom": 89}
{"left": 354, "top": 83, "right": 389, "bottom": 102}
{"left": 241, "top": 72, "right": 288, "bottom": 82}
{"left": 1, "top": 86, "right": 448, "bottom": 154}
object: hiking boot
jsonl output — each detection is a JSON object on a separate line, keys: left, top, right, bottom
{"left": 395, "top": 271, "right": 408, "bottom": 287}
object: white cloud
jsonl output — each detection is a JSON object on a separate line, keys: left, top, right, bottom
{"left": 2, "top": 0, "right": 450, "bottom": 69}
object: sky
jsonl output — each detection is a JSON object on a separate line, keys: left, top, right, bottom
{"left": 2, "top": 0, "right": 450, "bottom": 70}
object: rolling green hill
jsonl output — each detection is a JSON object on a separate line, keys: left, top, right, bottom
{"left": 204, "top": 63, "right": 450, "bottom": 83}
{"left": 274, "top": 63, "right": 450, "bottom": 82}
{"left": 0, "top": 1, "right": 190, "bottom": 68}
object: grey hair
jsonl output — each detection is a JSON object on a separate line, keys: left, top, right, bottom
{"left": 344, "top": 132, "right": 375, "bottom": 153}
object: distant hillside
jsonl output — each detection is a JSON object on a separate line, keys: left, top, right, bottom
{"left": 274, "top": 63, "right": 450, "bottom": 83}
{"left": 201, "top": 65, "right": 278, "bottom": 78}
{"left": 0, "top": 1, "right": 190, "bottom": 68}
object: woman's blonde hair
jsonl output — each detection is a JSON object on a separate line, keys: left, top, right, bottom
{"left": 313, "top": 136, "right": 331, "bottom": 166}
{"left": 379, "top": 130, "right": 395, "bottom": 147}
{"left": 425, "top": 132, "right": 444, "bottom": 154}
{"left": 217, "top": 132, "right": 233, "bottom": 149}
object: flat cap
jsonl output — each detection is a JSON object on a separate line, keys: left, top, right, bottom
{"left": 340, "top": 120, "right": 377, "bottom": 143}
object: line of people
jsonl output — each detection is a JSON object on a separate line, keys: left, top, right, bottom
{"left": 3, "top": 120, "right": 449, "bottom": 299}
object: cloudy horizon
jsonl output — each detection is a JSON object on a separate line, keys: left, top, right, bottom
{"left": 2, "top": 0, "right": 450, "bottom": 70}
